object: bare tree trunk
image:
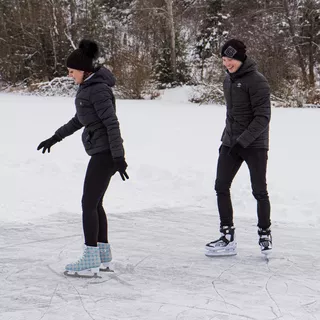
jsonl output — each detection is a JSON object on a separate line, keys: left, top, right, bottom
{"left": 85, "top": 0, "right": 89, "bottom": 31}
{"left": 165, "top": 0, "right": 177, "bottom": 82}
{"left": 68, "top": 0, "right": 77, "bottom": 40}
{"left": 26, "top": 0, "right": 35, "bottom": 34}
{"left": 48, "top": 0, "right": 59, "bottom": 72}
{"left": 308, "top": 6, "right": 315, "bottom": 87}
{"left": 283, "top": 0, "right": 308, "bottom": 86}
{"left": 308, "top": 33, "right": 315, "bottom": 87}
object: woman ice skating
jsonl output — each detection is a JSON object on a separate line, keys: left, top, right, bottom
{"left": 37, "top": 39, "right": 128, "bottom": 277}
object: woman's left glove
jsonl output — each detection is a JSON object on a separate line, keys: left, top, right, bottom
{"left": 113, "top": 157, "right": 129, "bottom": 181}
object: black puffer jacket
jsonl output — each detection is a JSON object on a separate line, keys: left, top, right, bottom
{"left": 221, "top": 57, "right": 271, "bottom": 149}
{"left": 55, "top": 67, "right": 124, "bottom": 158}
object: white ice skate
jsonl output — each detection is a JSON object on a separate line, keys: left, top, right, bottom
{"left": 258, "top": 228, "right": 272, "bottom": 255}
{"left": 205, "top": 226, "right": 237, "bottom": 256}
{"left": 64, "top": 245, "right": 101, "bottom": 278}
{"left": 98, "top": 242, "right": 113, "bottom": 272}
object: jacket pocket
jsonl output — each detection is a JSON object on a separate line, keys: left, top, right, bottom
{"left": 83, "top": 130, "right": 93, "bottom": 148}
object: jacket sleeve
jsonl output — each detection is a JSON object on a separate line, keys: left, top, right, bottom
{"left": 55, "top": 114, "right": 83, "bottom": 140}
{"left": 91, "top": 84, "right": 125, "bottom": 159}
{"left": 237, "top": 76, "right": 271, "bottom": 148}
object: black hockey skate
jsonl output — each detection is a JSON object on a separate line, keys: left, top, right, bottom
{"left": 205, "top": 226, "right": 237, "bottom": 256}
{"left": 258, "top": 228, "right": 272, "bottom": 254}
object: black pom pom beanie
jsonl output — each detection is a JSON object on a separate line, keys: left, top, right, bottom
{"left": 66, "top": 39, "right": 99, "bottom": 72}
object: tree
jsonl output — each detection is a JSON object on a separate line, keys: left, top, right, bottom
{"left": 154, "top": 33, "right": 190, "bottom": 86}
{"left": 195, "top": 0, "right": 228, "bottom": 80}
{"left": 298, "top": 0, "right": 320, "bottom": 87}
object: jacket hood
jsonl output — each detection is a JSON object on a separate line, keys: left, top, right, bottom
{"left": 83, "top": 66, "right": 116, "bottom": 87}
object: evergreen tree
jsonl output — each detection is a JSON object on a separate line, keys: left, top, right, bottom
{"left": 154, "top": 34, "right": 190, "bottom": 87}
{"left": 195, "top": 0, "right": 227, "bottom": 60}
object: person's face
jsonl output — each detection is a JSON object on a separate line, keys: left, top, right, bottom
{"left": 222, "top": 57, "right": 242, "bottom": 73}
{"left": 68, "top": 68, "right": 84, "bottom": 84}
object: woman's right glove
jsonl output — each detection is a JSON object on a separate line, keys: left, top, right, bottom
{"left": 37, "top": 134, "right": 61, "bottom": 153}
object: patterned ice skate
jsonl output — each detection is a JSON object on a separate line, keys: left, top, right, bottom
{"left": 98, "top": 242, "right": 114, "bottom": 272}
{"left": 205, "top": 226, "right": 237, "bottom": 256}
{"left": 258, "top": 228, "right": 272, "bottom": 255}
{"left": 64, "top": 245, "right": 101, "bottom": 278}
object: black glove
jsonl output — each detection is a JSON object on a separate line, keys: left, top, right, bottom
{"left": 228, "top": 142, "right": 243, "bottom": 159}
{"left": 37, "top": 134, "right": 61, "bottom": 153}
{"left": 113, "top": 157, "right": 129, "bottom": 181}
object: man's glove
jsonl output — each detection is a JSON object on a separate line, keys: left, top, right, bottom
{"left": 37, "top": 134, "right": 61, "bottom": 153}
{"left": 113, "top": 157, "right": 129, "bottom": 181}
{"left": 228, "top": 141, "right": 243, "bottom": 159}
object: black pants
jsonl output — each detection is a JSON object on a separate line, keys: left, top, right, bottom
{"left": 215, "top": 145, "right": 271, "bottom": 229}
{"left": 82, "top": 151, "right": 116, "bottom": 247}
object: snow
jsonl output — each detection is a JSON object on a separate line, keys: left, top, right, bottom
{"left": 0, "top": 92, "right": 320, "bottom": 320}
{"left": 157, "top": 85, "right": 195, "bottom": 104}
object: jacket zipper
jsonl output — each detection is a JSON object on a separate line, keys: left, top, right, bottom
{"left": 229, "top": 77, "right": 234, "bottom": 145}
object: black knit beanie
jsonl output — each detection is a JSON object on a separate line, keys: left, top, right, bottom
{"left": 66, "top": 39, "right": 99, "bottom": 72}
{"left": 221, "top": 39, "right": 247, "bottom": 62}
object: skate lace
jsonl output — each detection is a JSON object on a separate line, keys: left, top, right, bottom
{"left": 73, "top": 247, "right": 88, "bottom": 264}
{"left": 210, "top": 235, "right": 230, "bottom": 246}
{"left": 259, "top": 235, "right": 271, "bottom": 247}
{"left": 220, "top": 235, "right": 230, "bottom": 244}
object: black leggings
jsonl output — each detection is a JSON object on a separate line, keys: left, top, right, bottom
{"left": 215, "top": 145, "right": 271, "bottom": 230}
{"left": 82, "top": 151, "right": 116, "bottom": 246}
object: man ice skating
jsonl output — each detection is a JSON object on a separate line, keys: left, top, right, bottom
{"left": 205, "top": 39, "right": 272, "bottom": 256}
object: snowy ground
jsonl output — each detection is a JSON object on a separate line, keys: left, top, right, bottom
{"left": 0, "top": 92, "right": 319, "bottom": 320}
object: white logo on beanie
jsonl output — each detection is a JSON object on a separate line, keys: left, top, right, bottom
{"left": 224, "top": 46, "right": 237, "bottom": 58}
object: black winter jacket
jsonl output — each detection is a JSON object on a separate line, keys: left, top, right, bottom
{"left": 221, "top": 57, "right": 271, "bottom": 149}
{"left": 55, "top": 67, "right": 125, "bottom": 158}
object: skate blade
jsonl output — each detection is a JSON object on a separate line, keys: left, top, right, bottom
{"left": 99, "top": 262, "right": 114, "bottom": 272}
{"left": 64, "top": 268, "right": 101, "bottom": 279}
{"left": 205, "top": 248, "right": 237, "bottom": 257}
{"left": 99, "top": 266, "right": 114, "bottom": 272}
{"left": 261, "top": 248, "right": 272, "bottom": 256}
